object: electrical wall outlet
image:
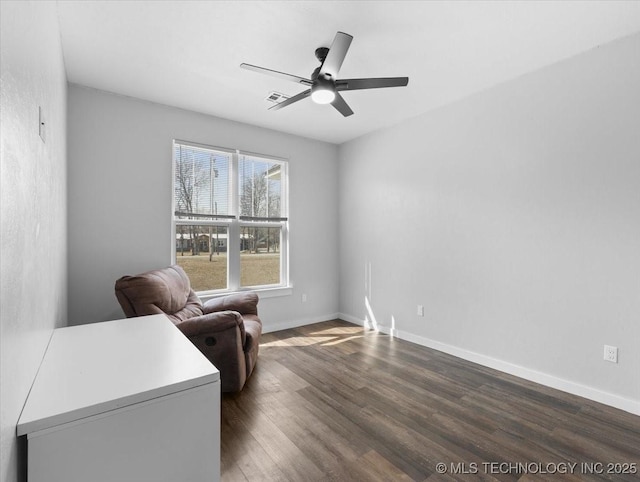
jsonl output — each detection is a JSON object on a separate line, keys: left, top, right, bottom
{"left": 417, "top": 305, "right": 424, "bottom": 317}
{"left": 301, "top": 293, "right": 307, "bottom": 303}
{"left": 604, "top": 345, "right": 618, "bottom": 363}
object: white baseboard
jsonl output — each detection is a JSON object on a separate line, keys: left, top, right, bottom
{"left": 338, "top": 313, "right": 640, "bottom": 416}
{"left": 262, "top": 313, "right": 340, "bottom": 334}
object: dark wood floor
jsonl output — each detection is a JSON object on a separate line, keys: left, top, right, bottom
{"left": 221, "top": 320, "right": 640, "bottom": 481}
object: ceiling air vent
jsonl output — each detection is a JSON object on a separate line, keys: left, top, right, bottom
{"left": 265, "top": 91, "right": 290, "bottom": 104}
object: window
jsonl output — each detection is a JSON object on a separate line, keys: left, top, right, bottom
{"left": 173, "top": 141, "right": 288, "bottom": 294}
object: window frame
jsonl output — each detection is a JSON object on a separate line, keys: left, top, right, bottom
{"left": 172, "top": 140, "right": 290, "bottom": 299}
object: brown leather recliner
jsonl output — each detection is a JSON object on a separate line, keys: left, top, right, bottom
{"left": 114, "top": 265, "right": 261, "bottom": 392}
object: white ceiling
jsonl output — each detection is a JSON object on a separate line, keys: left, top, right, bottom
{"left": 57, "top": 1, "right": 640, "bottom": 145}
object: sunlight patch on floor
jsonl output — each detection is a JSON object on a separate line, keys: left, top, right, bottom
{"left": 309, "top": 327, "right": 362, "bottom": 336}
{"left": 261, "top": 335, "right": 337, "bottom": 347}
{"left": 320, "top": 335, "right": 364, "bottom": 346}
{"left": 261, "top": 326, "right": 368, "bottom": 347}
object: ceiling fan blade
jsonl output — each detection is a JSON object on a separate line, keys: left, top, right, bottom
{"left": 319, "top": 32, "right": 353, "bottom": 79}
{"left": 240, "top": 63, "right": 313, "bottom": 86}
{"left": 336, "top": 77, "right": 409, "bottom": 91}
{"left": 268, "top": 89, "right": 311, "bottom": 111}
{"left": 331, "top": 93, "right": 354, "bottom": 117}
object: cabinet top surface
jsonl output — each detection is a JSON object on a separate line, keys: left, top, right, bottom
{"left": 17, "top": 314, "right": 219, "bottom": 436}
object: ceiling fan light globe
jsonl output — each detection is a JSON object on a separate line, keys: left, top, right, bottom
{"left": 311, "top": 88, "right": 335, "bottom": 104}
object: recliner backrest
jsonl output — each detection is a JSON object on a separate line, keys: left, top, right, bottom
{"left": 115, "top": 265, "right": 204, "bottom": 322}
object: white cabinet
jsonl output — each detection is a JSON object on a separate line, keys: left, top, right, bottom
{"left": 17, "top": 314, "right": 220, "bottom": 482}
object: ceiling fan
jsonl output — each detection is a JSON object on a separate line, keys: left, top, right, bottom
{"left": 240, "top": 31, "right": 409, "bottom": 117}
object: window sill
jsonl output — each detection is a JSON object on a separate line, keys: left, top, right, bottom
{"left": 198, "top": 285, "right": 292, "bottom": 303}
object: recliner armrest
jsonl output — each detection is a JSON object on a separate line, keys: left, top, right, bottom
{"left": 174, "top": 310, "right": 245, "bottom": 345}
{"left": 203, "top": 291, "right": 258, "bottom": 316}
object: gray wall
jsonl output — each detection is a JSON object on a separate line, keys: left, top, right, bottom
{"left": 338, "top": 33, "right": 640, "bottom": 412}
{"left": 0, "top": 2, "right": 68, "bottom": 481}
{"left": 67, "top": 85, "right": 340, "bottom": 330}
